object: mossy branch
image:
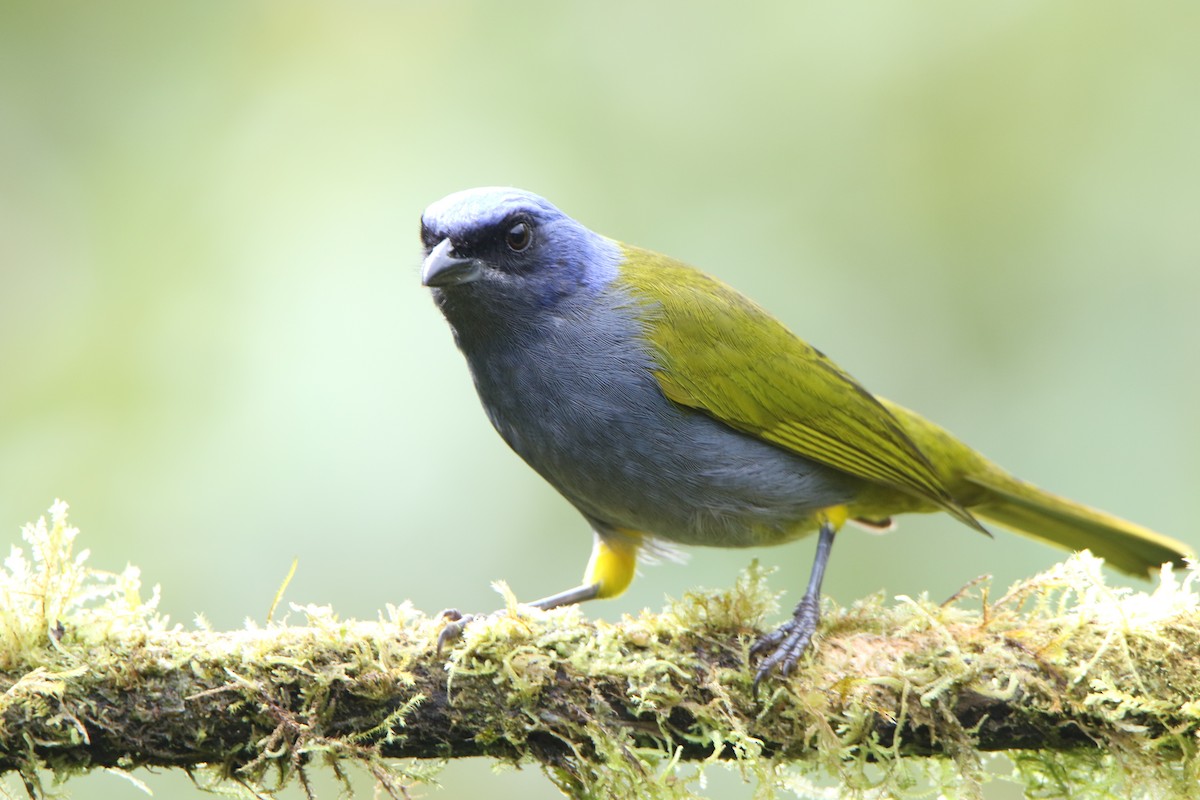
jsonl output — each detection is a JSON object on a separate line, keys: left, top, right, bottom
{"left": 2, "top": 503, "right": 1199, "bottom": 799}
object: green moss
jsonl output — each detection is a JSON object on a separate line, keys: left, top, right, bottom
{"left": 2, "top": 502, "right": 1199, "bottom": 798}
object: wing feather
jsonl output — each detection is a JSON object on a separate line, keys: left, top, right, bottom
{"left": 618, "top": 245, "right": 982, "bottom": 530}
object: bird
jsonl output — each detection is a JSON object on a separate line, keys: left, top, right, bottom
{"left": 418, "top": 186, "right": 1192, "bottom": 686}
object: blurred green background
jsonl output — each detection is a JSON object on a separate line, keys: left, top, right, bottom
{"left": 2, "top": 1, "right": 1198, "bottom": 798}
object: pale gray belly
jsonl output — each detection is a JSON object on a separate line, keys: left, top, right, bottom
{"left": 469, "top": 336, "right": 858, "bottom": 547}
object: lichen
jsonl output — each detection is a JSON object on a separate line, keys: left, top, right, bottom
{"left": 1, "top": 501, "right": 1198, "bottom": 799}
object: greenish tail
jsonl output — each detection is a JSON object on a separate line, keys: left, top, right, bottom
{"left": 965, "top": 473, "right": 1191, "bottom": 578}
{"left": 879, "top": 398, "right": 1193, "bottom": 578}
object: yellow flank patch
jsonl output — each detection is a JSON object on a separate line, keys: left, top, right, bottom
{"left": 818, "top": 504, "right": 850, "bottom": 530}
{"left": 585, "top": 531, "right": 642, "bottom": 599}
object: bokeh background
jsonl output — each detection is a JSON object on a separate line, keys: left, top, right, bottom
{"left": 2, "top": 2, "right": 1198, "bottom": 798}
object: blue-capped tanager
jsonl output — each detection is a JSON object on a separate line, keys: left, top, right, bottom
{"left": 419, "top": 187, "right": 1192, "bottom": 684}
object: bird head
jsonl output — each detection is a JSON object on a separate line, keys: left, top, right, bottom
{"left": 420, "top": 188, "right": 621, "bottom": 328}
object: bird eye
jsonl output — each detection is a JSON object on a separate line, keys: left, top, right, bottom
{"left": 505, "top": 221, "right": 532, "bottom": 252}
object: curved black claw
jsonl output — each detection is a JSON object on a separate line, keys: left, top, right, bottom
{"left": 751, "top": 595, "right": 821, "bottom": 693}
{"left": 435, "top": 608, "right": 479, "bottom": 655}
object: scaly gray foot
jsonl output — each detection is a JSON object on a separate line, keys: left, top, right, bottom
{"left": 751, "top": 594, "right": 821, "bottom": 692}
{"left": 435, "top": 608, "right": 479, "bottom": 654}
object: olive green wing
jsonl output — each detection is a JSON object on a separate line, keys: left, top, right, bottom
{"left": 618, "top": 245, "right": 983, "bottom": 531}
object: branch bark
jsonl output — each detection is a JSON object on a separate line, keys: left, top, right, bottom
{"left": 2, "top": 556, "right": 1198, "bottom": 797}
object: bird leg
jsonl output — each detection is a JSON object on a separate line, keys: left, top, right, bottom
{"left": 436, "top": 531, "right": 638, "bottom": 653}
{"left": 528, "top": 582, "right": 602, "bottom": 609}
{"left": 751, "top": 518, "right": 838, "bottom": 690}
{"left": 434, "top": 580, "right": 602, "bottom": 655}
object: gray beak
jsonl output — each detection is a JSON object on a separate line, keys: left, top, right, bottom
{"left": 421, "top": 238, "right": 483, "bottom": 287}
